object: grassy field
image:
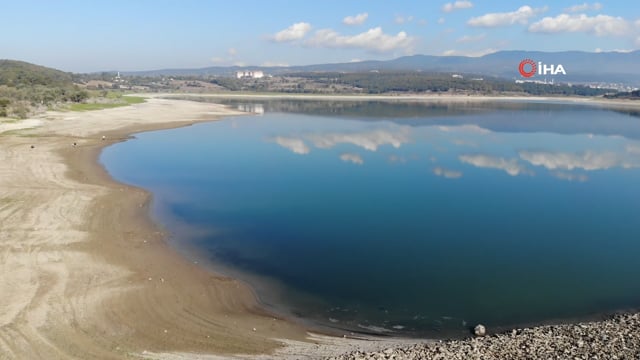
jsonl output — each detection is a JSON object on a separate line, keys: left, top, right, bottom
{"left": 69, "top": 95, "right": 145, "bottom": 111}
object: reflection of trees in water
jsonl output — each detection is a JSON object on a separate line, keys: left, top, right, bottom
{"left": 611, "top": 108, "right": 640, "bottom": 119}
{"left": 176, "top": 96, "right": 640, "bottom": 140}
{"left": 213, "top": 98, "right": 593, "bottom": 119}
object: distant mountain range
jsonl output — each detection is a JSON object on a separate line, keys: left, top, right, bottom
{"left": 124, "top": 50, "right": 640, "bottom": 86}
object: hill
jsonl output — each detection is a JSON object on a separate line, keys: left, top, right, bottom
{"left": 0, "top": 60, "right": 73, "bottom": 87}
{"left": 0, "top": 60, "right": 87, "bottom": 118}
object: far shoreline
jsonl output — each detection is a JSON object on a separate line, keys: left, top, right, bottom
{"left": 142, "top": 91, "right": 640, "bottom": 111}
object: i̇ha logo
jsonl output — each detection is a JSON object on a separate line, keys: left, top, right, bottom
{"left": 518, "top": 59, "right": 566, "bottom": 78}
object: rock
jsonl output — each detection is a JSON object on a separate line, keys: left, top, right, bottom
{"left": 474, "top": 324, "right": 486, "bottom": 337}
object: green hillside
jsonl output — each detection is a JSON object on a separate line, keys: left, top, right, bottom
{"left": 0, "top": 60, "right": 87, "bottom": 118}
{"left": 0, "top": 60, "right": 73, "bottom": 87}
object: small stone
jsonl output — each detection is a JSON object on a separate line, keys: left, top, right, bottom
{"left": 474, "top": 324, "right": 486, "bottom": 337}
{"left": 252, "top": 327, "right": 257, "bottom": 332}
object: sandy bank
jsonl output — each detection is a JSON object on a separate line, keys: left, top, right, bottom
{"left": 0, "top": 99, "right": 326, "bottom": 359}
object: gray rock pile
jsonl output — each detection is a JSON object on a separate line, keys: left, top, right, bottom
{"left": 328, "top": 313, "right": 640, "bottom": 360}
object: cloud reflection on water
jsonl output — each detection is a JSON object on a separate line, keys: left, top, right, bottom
{"left": 519, "top": 150, "right": 639, "bottom": 171}
{"left": 551, "top": 171, "right": 589, "bottom": 182}
{"left": 458, "top": 154, "right": 531, "bottom": 176}
{"left": 272, "top": 136, "right": 311, "bottom": 155}
{"left": 269, "top": 118, "right": 640, "bottom": 184}
{"left": 308, "top": 128, "right": 410, "bottom": 151}
{"left": 433, "top": 167, "right": 463, "bottom": 179}
{"left": 340, "top": 153, "right": 364, "bottom": 165}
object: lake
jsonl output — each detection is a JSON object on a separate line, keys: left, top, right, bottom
{"left": 101, "top": 99, "right": 640, "bottom": 337}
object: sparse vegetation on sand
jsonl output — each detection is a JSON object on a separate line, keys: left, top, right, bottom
{"left": 68, "top": 95, "right": 145, "bottom": 111}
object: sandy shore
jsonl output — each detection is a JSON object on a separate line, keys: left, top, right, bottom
{"left": 0, "top": 99, "right": 318, "bottom": 359}
{"left": 2, "top": 94, "right": 640, "bottom": 359}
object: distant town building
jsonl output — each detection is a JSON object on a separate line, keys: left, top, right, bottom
{"left": 237, "top": 103, "right": 264, "bottom": 115}
{"left": 236, "top": 70, "right": 264, "bottom": 79}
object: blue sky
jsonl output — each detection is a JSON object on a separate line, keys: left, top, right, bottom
{"left": 1, "top": 0, "right": 639, "bottom": 72}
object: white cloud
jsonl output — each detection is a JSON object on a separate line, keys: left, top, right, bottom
{"left": 519, "top": 150, "right": 639, "bottom": 170}
{"left": 459, "top": 154, "right": 531, "bottom": 176}
{"left": 565, "top": 2, "right": 603, "bottom": 13}
{"left": 273, "top": 22, "right": 312, "bottom": 42}
{"left": 442, "top": 48, "right": 498, "bottom": 57}
{"left": 340, "top": 153, "right": 364, "bottom": 165}
{"left": 308, "top": 128, "right": 410, "bottom": 152}
{"left": 455, "top": 33, "right": 486, "bottom": 43}
{"left": 468, "top": 6, "right": 547, "bottom": 27}
{"left": 343, "top": 13, "right": 368, "bottom": 26}
{"left": 529, "top": 14, "right": 630, "bottom": 36}
{"left": 272, "top": 136, "right": 310, "bottom": 155}
{"left": 438, "top": 17, "right": 446, "bottom": 24}
{"left": 261, "top": 61, "right": 289, "bottom": 67}
{"left": 552, "top": 171, "right": 588, "bottom": 182}
{"left": 433, "top": 167, "right": 463, "bottom": 179}
{"left": 395, "top": 15, "right": 414, "bottom": 24}
{"left": 442, "top": 0, "right": 473, "bottom": 13}
{"left": 306, "top": 27, "right": 415, "bottom": 52}
{"left": 212, "top": 47, "right": 240, "bottom": 65}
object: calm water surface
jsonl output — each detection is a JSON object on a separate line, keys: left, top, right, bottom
{"left": 101, "top": 100, "right": 640, "bottom": 337}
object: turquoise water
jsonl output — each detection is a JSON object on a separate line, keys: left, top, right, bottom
{"left": 101, "top": 100, "right": 640, "bottom": 337}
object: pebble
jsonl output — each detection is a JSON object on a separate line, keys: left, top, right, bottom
{"left": 328, "top": 313, "right": 640, "bottom": 360}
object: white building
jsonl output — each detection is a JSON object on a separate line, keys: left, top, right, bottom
{"left": 236, "top": 70, "right": 264, "bottom": 79}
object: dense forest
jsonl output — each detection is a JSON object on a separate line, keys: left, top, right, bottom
{"left": 204, "top": 71, "right": 615, "bottom": 96}
{"left": 282, "top": 72, "right": 613, "bottom": 96}
{"left": 0, "top": 60, "right": 88, "bottom": 118}
{"left": 604, "top": 90, "right": 640, "bottom": 99}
